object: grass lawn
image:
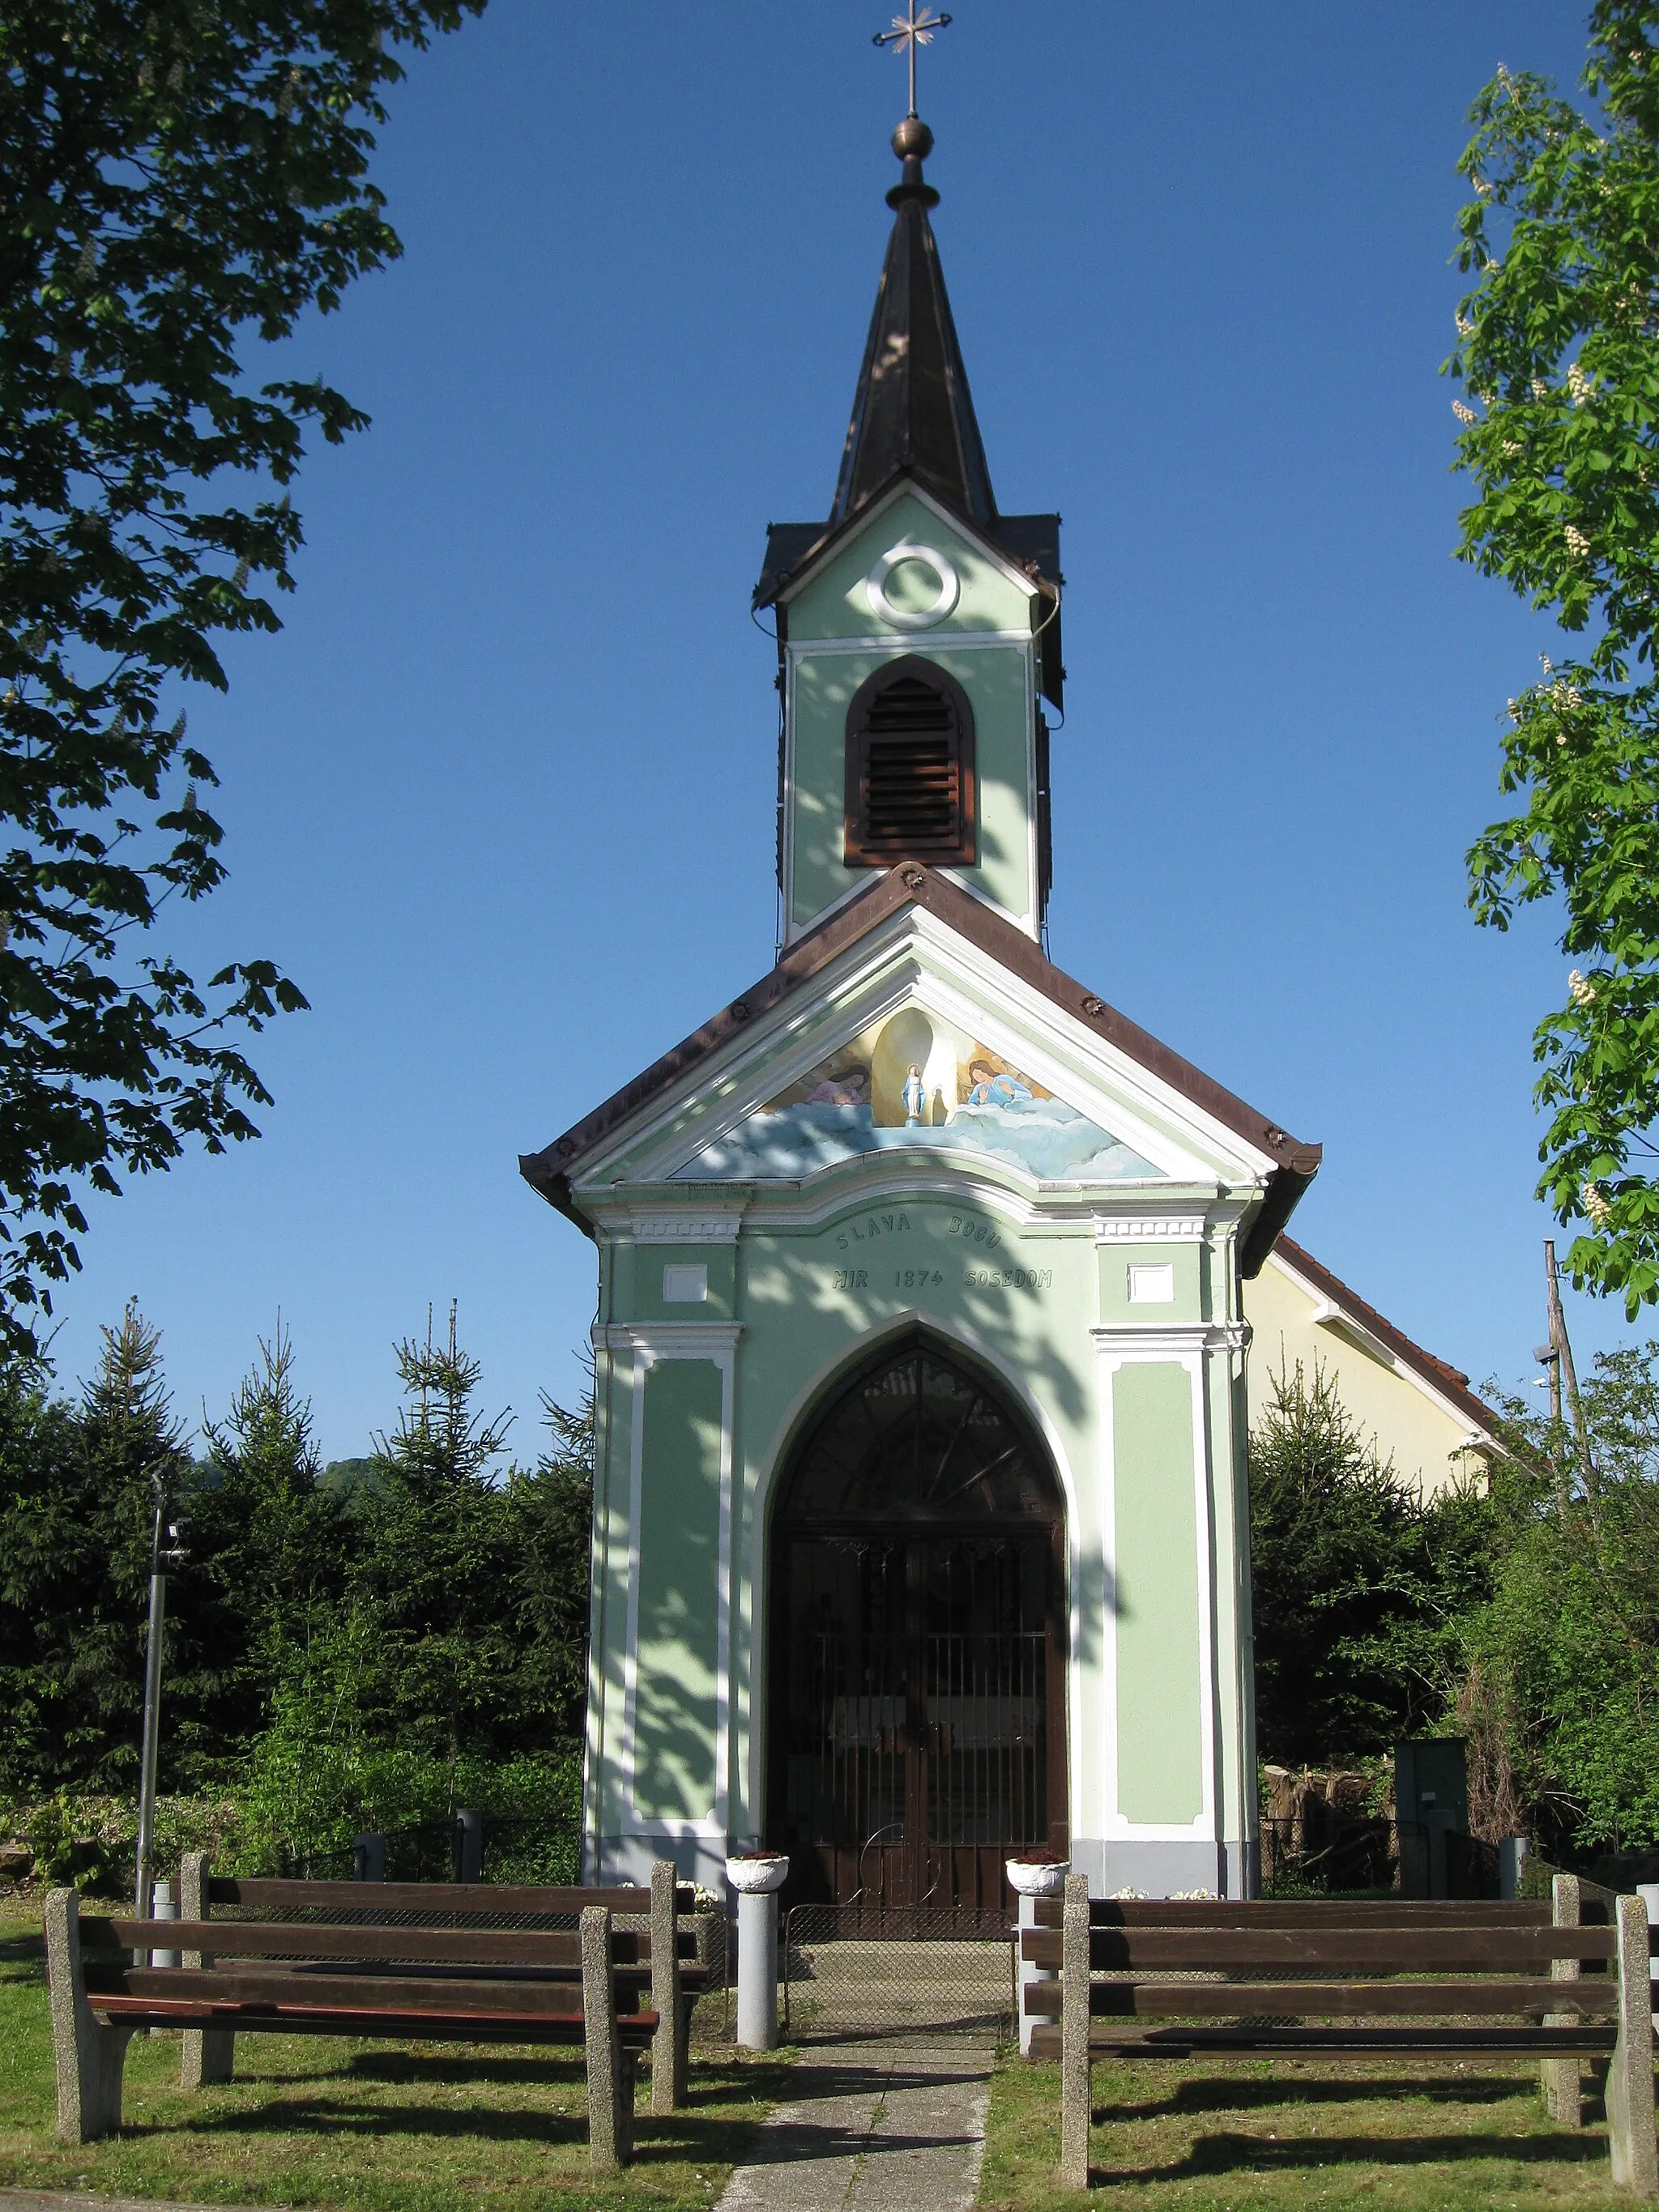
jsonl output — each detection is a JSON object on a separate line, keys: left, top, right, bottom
{"left": 0, "top": 1905, "right": 791, "bottom": 2210}
{"left": 979, "top": 2044, "right": 1648, "bottom": 2212}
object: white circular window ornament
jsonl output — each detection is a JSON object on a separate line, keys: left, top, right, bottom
{"left": 864, "top": 541, "right": 960, "bottom": 630}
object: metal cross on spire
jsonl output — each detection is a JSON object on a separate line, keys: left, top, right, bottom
{"left": 872, "top": 5, "right": 953, "bottom": 119}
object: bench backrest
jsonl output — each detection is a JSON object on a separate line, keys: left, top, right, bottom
{"left": 1024, "top": 1921, "right": 1618, "bottom": 1973}
{"left": 180, "top": 1855, "right": 704, "bottom": 2109}
{"left": 203, "top": 1877, "right": 694, "bottom": 1916}
{"left": 82, "top": 1916, "right": 603, "bottom": 1969}
{"left": 1028, "top": 1895, "right": 1556, "bottom": 1929}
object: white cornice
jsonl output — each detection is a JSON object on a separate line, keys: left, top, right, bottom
{"left": 592, "top": 1322, "right": 744, "bottom": 1356}
{"left": 626, "top": 1212, "right": 745, "bottom": 1245}
{"left": 714, "top": 1162, "right": 1132, "bottom": 1235}
{"left": 786, "top": 631, "right": 1035, "bottom": 658}
{"left": 1094, "top": 1215, "right": 1209, "bottom": 1245}
{"left": 1091, "top": 1322, "right": 1252, "bottom": 1355}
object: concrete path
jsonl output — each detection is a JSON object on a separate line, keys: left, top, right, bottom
{"left": 717, "top": 2035, "right": 994, "bottom": 2212}
{"left": 0, "top": 2197, "right": 264, "bottom": 2212}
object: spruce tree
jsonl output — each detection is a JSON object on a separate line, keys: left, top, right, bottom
{"left": 1248, "top": 1360, "right": 1489, "bottom": 1766}
{"left": 352, "top": 1305, "right": 519, "bottom": 1769}
{"left": 0, "top": 1349, "right": 92, "bottom": 1792}
{"left": 171, "top": 1320, "right": 344, "bottom": 1778}
{"left": 508, "top": 1386, "right": 595, "bottom": 1741}
{"left": 0, "top": 1302, "right": 184, "bottom": 1791}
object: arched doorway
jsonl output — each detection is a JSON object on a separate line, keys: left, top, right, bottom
{"left": 767, "top": 1336, "right": 1068, "bottom": 1927}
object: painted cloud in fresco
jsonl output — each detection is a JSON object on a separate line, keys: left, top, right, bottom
{"left": 671, "top": 1009, "right": 1159, "bottom": 1184}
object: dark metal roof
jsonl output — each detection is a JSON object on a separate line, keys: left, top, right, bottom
{"left": 751, "top": 125, "right": 1064, "bottom": 707}
{"left": 519, "top": 863, "right": 1320, "bottom": 1276}
{"left": 830, "top": 128, "right": 996, "bottom": 533}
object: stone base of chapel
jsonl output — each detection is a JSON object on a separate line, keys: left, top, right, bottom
{"left": 590, "top": 1831, "right": 731, "bottom": 1895}
{"left": 1068, "top": 1836, "right": 1259, "bottom": 1901}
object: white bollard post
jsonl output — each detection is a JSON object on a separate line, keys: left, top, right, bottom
{"left": 150, "top": 1877, "right": 178, "bottom": 1969}
{"left": 147, "top": 1876, "right": 179, "bottom": 2039}
{"left": 726, "top": 1852, "right": 788, "bottom": 2052}
{"left": 1007, "top": 1856, "right": 1069, "bottom": 2059}
{"left": 1499, "top": 1835, "right": 1529, "bottom": 1901}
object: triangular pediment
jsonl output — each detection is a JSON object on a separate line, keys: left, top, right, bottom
{"left": 521, "top": 867, "right": 1320, "bottom": 1269}
{"left": 667, "top": 999, "right": 1159, "bottom": 1185}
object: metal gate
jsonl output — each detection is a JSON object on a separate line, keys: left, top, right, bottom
{"left": 768, "top": 1340, "right": 1068, "bottom": 1920}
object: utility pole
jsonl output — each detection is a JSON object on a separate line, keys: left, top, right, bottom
{"left": 1544, "top": 1239, "right": 1595, "bottom": 1502}
{"left": 1533, "top": 1334, "right": 1566, "bottom": 1514}
{"left": 133, "top": 1455, "right": 182, "bottom": 1923}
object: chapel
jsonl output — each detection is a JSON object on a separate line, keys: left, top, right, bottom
{"left": 521, "top": 105, "right": 1420, "bottom": 1908}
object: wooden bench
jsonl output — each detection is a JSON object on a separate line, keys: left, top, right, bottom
{"left": 173, "top": 1857, "right": 710, "bottom": 2116}
{"left": 44, "top": 1876, "right": 693, "bottom": 2171}
{"left": 1021, "top": 1879, "right": 1658, "bottom": 2196}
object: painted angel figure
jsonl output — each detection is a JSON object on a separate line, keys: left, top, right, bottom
{"left": 966, "top": 1057, "right": 1033, "bottom": 1108}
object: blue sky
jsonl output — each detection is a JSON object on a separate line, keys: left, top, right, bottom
{"left": 45, "top": 1, "right": 1621, "bottom": 1461}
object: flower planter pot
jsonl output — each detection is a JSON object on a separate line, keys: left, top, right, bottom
{"left": 725, "top": 1853, "right": 790, "bottom": 1895}
{"left": 1005, "top": 1856, "right": 1068, "bottom": 1899}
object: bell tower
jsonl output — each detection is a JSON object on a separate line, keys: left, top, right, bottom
{"left": 754, "top": 114, "right": 1064, "bottom": 948}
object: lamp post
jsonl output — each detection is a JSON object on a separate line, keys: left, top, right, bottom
{"left": 133, "top": 1455, "right": 184, "bottom": 1924}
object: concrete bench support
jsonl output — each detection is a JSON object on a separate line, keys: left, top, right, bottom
{"left": 1541, "top": 1873, "right": 1582, "bottom": 2126}
{"left": 1606, "top": 1894, "right": 1657, "bottom": 2195}
{"left": 582, "top": 1905, "right": 634, "bottom": 2171}
{"left": 650, "top": 1858, "right": 686, "bottom": 2114}
{"left": 177, "top": 1850, "right": 235, "bottom": 2091}
{"left": 1059, "top": 1873, "right": 1090, "bottom": 2189}
{"left": 44, "top": 1890, "right": 134, "bottom": 2145}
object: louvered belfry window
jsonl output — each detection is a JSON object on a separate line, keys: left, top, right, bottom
{"left": 844, "top": 655, "right": 976, "bottom": 867}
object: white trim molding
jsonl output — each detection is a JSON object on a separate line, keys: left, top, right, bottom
{"left": 608, "top": 1323, "right": 742, "bottom": 1841}
{"left": 628, "top": 1212, "right": 745, "bottom": 1245}
{"left": 1091, "top": 1323, "right": 1250, "bottom": 1356}
{"left": 864, "top": 541, "right": 961, "bottom": 629}
{"left": 1095, "top": 1215, "right": 1208, "bottom": 1244}
{"left": 594, "top": 1321, "right": 744, "bottom": 1357}
{"left": 776, "top": 475, "right": 1046, "bottom": 610}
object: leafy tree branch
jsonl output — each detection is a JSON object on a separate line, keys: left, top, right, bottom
{"left": 0, "top": 0, "right": 482, "bottom": 1340}
{"left": 1451, "top": 2, "right": 1659, "bottom": 1311}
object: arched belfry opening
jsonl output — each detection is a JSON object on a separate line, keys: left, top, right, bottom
{"left": 842, "top": 655, "right": 977, "bottom": 868}
{"left": 767, "top": 1336, "right": 1068, "bottom": 1925}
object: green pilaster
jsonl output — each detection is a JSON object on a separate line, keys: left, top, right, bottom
{"left": 632, "top": 1358, "right": 723, "bottom": 1822}
{"left": 1113, "top": 1361, "right": 1204, "bottom": 1826}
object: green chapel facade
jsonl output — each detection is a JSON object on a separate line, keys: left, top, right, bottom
{"left": 522, "top": 114, "right": 1320, "bottom": 1907}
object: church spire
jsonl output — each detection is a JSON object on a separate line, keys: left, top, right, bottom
{"left": 828, "top": 116, "right": 997, "bottom": 531}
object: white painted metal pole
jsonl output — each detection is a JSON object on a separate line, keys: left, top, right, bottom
{"left": 1008, "top": 1859, "right": 1068, "bottom": 2059}
{"left": 736, "top": 1890, "right": 778, "bottom": 2050}
{"left": 727, "top": 1853, "right": 788, "bottom": 2052}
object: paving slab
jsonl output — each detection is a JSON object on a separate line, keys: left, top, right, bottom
{"left": 717, "top": 2035, "right": 992, "bottom": 2212}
